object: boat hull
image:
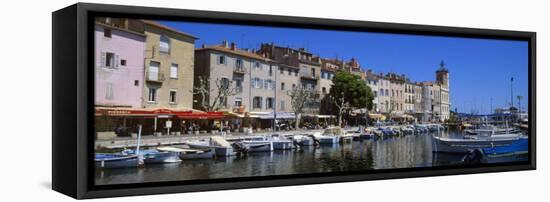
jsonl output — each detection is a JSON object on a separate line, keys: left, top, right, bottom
{"left": 432, "top": 136, "right": 520, "bottom": 153}
{"left": 317, "top": 136, "right": 339, "bottom": 145}
{"left": 245, "top": 142, "right": 273, "bottom": 152}
{"left": 179, "top": 151, "right": 214, "bottom": 160}
{"left": 187, "top": 142, "right": 235, "bottom": 157}
{"left": 143, "top": 152, "right": 181, "bottom": 164}
{"left": 95, "top": 155, "right": 138, "bottom": 169}
{"left": 272, "top": 141, "right": 294, "bottom": 150}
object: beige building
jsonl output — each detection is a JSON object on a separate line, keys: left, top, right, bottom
{"left": 258, "top": 44, "right": 322, "bottom": 114}
{"left": 435, "top": 62, "right": 451, "bottom": 121}
{"left": 386, "top": 73, "right": 406, "bottom": 114}
{"left": 194, "top": 41, "right": 283, "bottom": 114}
{"left": 142, "top": 20, "right": 197, "bottom": 109}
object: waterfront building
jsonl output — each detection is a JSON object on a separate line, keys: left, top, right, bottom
{"left": 320, "top": 58, "right": 341, "bottom": 97}
{"left": 94, "top": 18, "right": 146, "bottom": 108}
{"left": 142, "top": 20, "right": 197, "bottom": 109}
{"left": 419, "top": 82, "right": 433, "bottom": 122}
{"left": 365, "top": 70, "right": 380, "bottom": 112}
{"left": 377, "top": 73, "right": 391, "bottom": 113}
{"left": 386, "top": 73, "right": 406, "bottom": 115}
{"left": 435, "top": 62, "right": 451, "bottom": 121}
{"left": 413, "top": 83, "right": 424, "bottom": 121}
{"left": 194, "top": 41, "right": 282, "bottom": 114}
{"left": 404, "top": 82, "right": 416, "bottom": 114}
{"left": 258, "top": 43, "right": 322, "bottom": 114}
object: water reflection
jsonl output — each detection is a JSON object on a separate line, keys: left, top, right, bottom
{"left": 95, "top": 130, "right": 524, "bottom": 185}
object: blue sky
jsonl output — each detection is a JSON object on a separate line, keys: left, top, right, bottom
{"left": 160, "top": 20, "right": 529, "bottom": 114}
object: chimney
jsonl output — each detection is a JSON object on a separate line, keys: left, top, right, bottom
{"left": 222, "top": 40, "right": 229, "bottom": 48}
{"left": 230, "top": 42, "right": 236, "bottom": 50}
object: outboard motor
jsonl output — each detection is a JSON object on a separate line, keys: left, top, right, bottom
{"left": 462, "top": 149, "right": 485, "bottom": 165}
{"left": 231, "top": 142, "right": 249, "bottom": 156}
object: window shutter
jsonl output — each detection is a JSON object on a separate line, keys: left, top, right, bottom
{"left": 100, "top": 52, "right": 106, "bottom": 68}
{"left": 115, "top": 55, "right": 119, "bottom": 68}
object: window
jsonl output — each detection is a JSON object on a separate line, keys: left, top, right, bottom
{"left": 218, "top": 55, "right": 226, "bottom": 65}
{"left": 236, "top": 58, "right": 243, "bottom": 68}
{"left": 269, "top": 65, "right": 273, "bottom": 76}
{"left": 280, "top": 67, "right": 284, "bottom": 74}
{"left": 105, "top": 83, "right": 114, "bottom": 100}
{"left": 148, "top": 88, "right": 157, "bottom": 102}
{"left": 288, "top": 69, "right": 292, "bottom": 75}
{"left": 253, "top": 78, "right": 262, "bottom": 89}
{"left": 385, "top": 89, "right": 389, "bottom": 96}
{"left": 292, "top": 84, "right": 296, "bottom": 89}
{"left": 134, "top": 80, "right": 139, "bottom": 86}
{"left": 266, "top": 97, "right": 274, "bottom": 109}
{"left": 264, "top": 80, "right": 270, "bottom": 89}
{"left": 102, "top": 52, "right": 117, "bottom": 68}
{"left": 374, "top": 90, "right": 378, "bottom": 97}
{"left": 234, "top": 98, "right": 242, "bottom": 107}
{"left": 104, "top": 28, "right": 112, "bottom": 38}
{"left": 169, "top": 90, "right": 177, "bottom": 103}
{"left": 322, "top": 87, "right": 326, "bottom": 94}
{"left": 311, "top": 68, "right": 316, "bottom": 77}
{"left": 148, "top": 61, "right": 160, "bottom": 81}
{"left": 294, "top": 69, "right": 298, "bottom": 76}
{"left": 253, "top": 97, "right": 263, "bottom": 109}
{"left": 219, "top": 97, "right": 227, "bottom": 107}
{"left": 281, "top": 82, "right": 285, "bottom": 90}
{"left": 234, "top": 78, "right": 243, "bottom": 93}
{"left": 254, "top": 62, "right": 261, "bottom": 69}
{"left": 120, "top": 59, "right": 126, "bottom": 66}
{"left": 280, "top": 100, "right": 285, "bottom": 111}
{"left": 159, "top": 35, "right": 170, "bottom": 53}
{"left": 170, "top": 63, "right": 178, "bottom": 79}
{"left": 220, "top": 77, "right": 230, "bottom": 89}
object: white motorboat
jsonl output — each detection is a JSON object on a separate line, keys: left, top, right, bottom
{"left": 313, "top": 127, "right": 343, "bottom": 145}
{"left": 185, "top": 136, "right": 235, "bottom": 156}
{"left": 291, "top": 134, "right": 315, "bottom": 147}
{"left": 431, "top": 133, "right": 524, "bottom": 153}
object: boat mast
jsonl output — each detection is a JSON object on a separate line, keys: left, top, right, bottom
{"left": 273, "top": 63, "right": 277, "bottom": 132}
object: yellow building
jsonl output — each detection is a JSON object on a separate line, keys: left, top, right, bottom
{"left": 142, "top": 20, "right": 197, "bottom": 109}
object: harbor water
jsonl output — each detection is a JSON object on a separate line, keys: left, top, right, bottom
{"left": 95, "top": 129, "right": 527, "bottom": 185}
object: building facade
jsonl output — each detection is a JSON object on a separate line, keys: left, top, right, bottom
{"left": 142, "top": 20, "right": 197, "bottom": 109}
{"left": 194, "top": 41, "right": 283, "bottom": 114}
{"left": 94, "top": 19, "right": 146, "bottom": 108}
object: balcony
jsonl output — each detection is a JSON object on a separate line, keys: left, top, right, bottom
{"left": 233, "top": 66, "right": 245, "bottom": 74}
{"left": 146, "top": 72, "right": 165, "bottom": 83}
{"left": 300, "top": 73, "right": 319, "bottom": 81}
{"left": 235, "top": 86, "right": 243, "bottom": 94}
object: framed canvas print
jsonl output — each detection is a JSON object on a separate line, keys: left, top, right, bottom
{"left": 52, "top": 3, "right": 536, "bottom": 199}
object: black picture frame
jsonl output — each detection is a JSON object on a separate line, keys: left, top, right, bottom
{"left": 52, "top": 3, "right": 536, "bottom": 199}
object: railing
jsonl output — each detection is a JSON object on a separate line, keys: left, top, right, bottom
{"left": 300, "top": 73, "right": 319, "bottom": 80}
{"left": 235, "top": 86, "right": 243, "bottom": 93}
{"left": 233, "top": 66, "right": 245, "bottom": 74}
{"left": 146, "top": 72, "right": 165, "bottom": 83}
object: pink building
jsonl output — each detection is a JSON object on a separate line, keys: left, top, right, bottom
{"left": 94, "top": 22, "right": 146, "bottom": 108}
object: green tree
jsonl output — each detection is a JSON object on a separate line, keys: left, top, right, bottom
{"left": 327, "top": 71, "right": 374, "bottom": 124}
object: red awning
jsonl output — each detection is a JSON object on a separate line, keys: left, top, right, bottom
{"left": 175, "top": 111, "right": 224, "bottom": 120}
{"left": 95, "top": 107, "right": 225, "bottom": 120}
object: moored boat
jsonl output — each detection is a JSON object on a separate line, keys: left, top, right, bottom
{"left": 432, "top": 133, "right": 523, "bottom": 153}
{"left": 186, "top": 136, "right": 235, "bottom": 157}
{"left": 95, "top": 154, "right": 139, "bottom": 169}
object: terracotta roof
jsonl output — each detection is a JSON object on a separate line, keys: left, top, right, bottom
{"left": 196, "top": 45, "right": 272, "bottom": 61}
{"left": 141, "top": 20, "right": 198, "bottom": 39}
{"left": 95, "top": 22, "right": 146, "bottom": 37}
